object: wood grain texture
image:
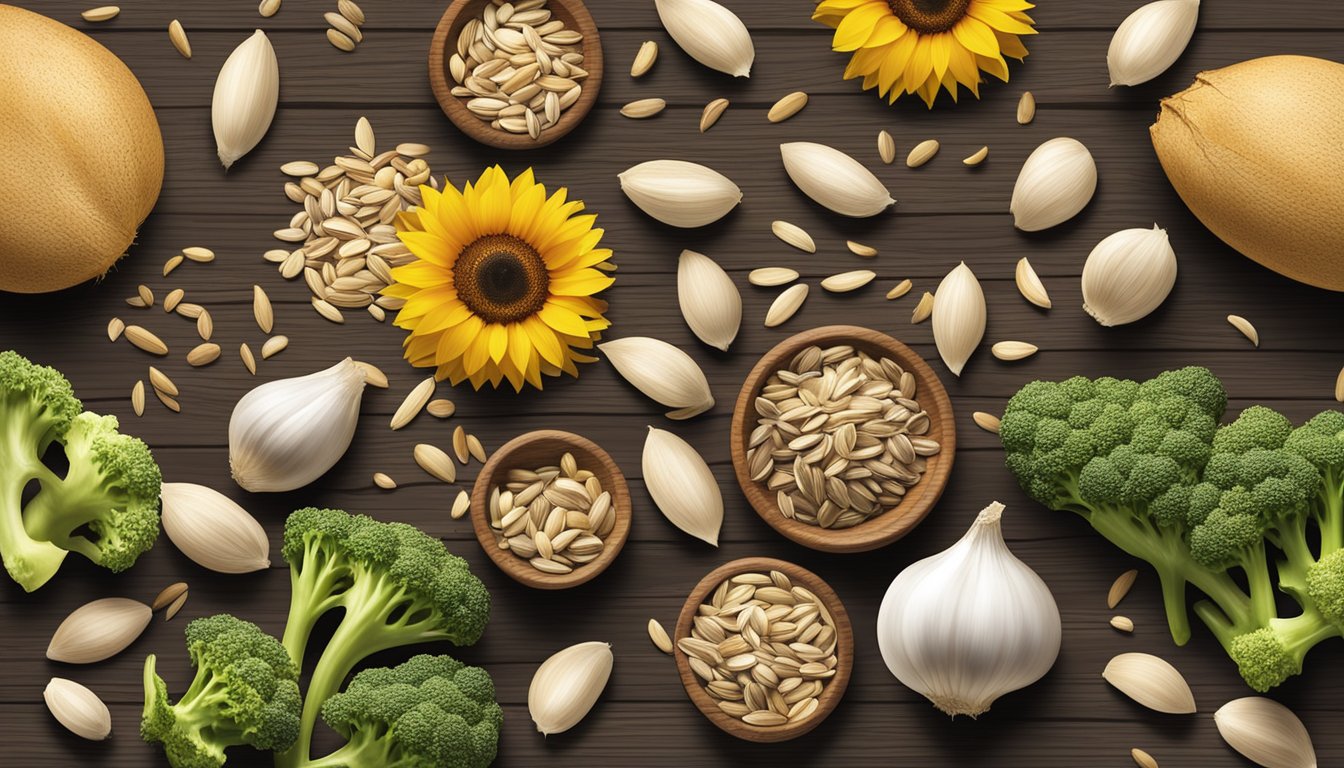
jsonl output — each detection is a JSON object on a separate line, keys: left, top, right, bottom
{"left": 1, "top": 1, "right": 1343, "bottom": 766}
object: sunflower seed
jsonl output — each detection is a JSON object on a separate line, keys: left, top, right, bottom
{"left": 1109, "top": 569, "right": 1139, "bottom": 608}
{"left": 163, "top": 591, "right": 189, "bottom": 621}
{"left": 878, "top": 130, "right": 896, "bottom": 164}
{"left": 258, "top": 0, "right": 280, "bottom": 17}
{"left": 352, "top": 361, "right": 387, "bottom": 387}
{"left": 846, "top": 241, "right": 877, "bottom": 258}
{"left": 963, "top": 146, "right": 989, "bottom": 166}
{"left": 131, "top": 381, "right": 145, "bottom": 416}
{"left": 168, "top": 20, "right": 191, "bottom": 58}
{"left": 186, "top": 343, "right": 221, "bottom": 367}
{"left": 911, "top": 292, "right": 934, "bottom": 323}
{"left": 261, "top": 335, "right": 288, "bottom": 359}
{"left": 326, "top": 12, "right": 362, "bottom": 44}
{"left": 886, "top": 279, "right": 912, "bottom": 300}
{"left": 196, "top": 310, "right": 213, "bottom": 341}
{"left": 991, "top": 341, "right": 1038, "bottom": 361}
{"left": 1336, "top": 366, "right": 1344, "bottom": 403}
{"left": 155, "top": 388, "right": 181, "bottom": 413}
{"left": 427, "top": 399, "right": 456, "bottom": 418}
{"left": 767, "top": 91, "right": 808, "bottom": 123}
{"left": 700, "top": 98, "right": 729, "bottom": 132}
{"left": 327, "top": 28, "right": 356, "bottom": 52}
{"left": 749, "top": 267, "right": 799, "bottom": 287}
{"left": 452, "top": 426, "right": 470, "bottom": 464}
{"left": 151, "top": 582, "right": 188, "bottom": 612}
{"left": 312, "top": 298, "right": 345, "bottom": 324}
{"left": 182, "top": 247, "right": 215, "bottom": 263}
{"left": 1015, "top": 256, "right": 1051, "bottom": 309}
{"left": 1111, "top": 616, "right": 1135, "bottom": 633}
{"left": 820, "top": 270, "right": 875, "bottom": 293}
{"left": 630, "top": 40, "right": 657, "bottom": 77}
{"left": 414, "top": 444, "right": 457, "bottom": 484}
{"left": 1227, "top": 315, "right": 1259, "bottom": 347}
{"left": 148, "top": 366, "right": 178, "bottom": 397}
{"left": 81, "top": 6, "right": 119, "bottom": 22}
{"left": 281, "top": 161, "right": 319, "bottom": 177}
{"left": 491, "top": 453, "right": 610, "bottom": 573}
{"left": 136, "top": 284, "right": 154, "bottom": 307}
{"left": 467, "top": 434, "right": 487, "bottom": 463}
{"left": 124, "top": 326, "right": 168, "bottom": 356}
{"left": 391, "top": 377, "right": 435, "bottom": 430}
{"left": 240, "top": 343, "right": 257, "bottom": 375}
{"left": 163, "top": 255, "right": 184, "bottom": 276}
{"left": 373, "top": 472, "right": 396, "bottom": 489}
{"left": 339, "top": 0, "right": 365, "bottom": 25}
{"left": 973, "top": 411, "right": 1001, "bottom": 434}
{"left": 765, "top": 284, "right": 809, "bottom": 327}
{"left": 771, "top": 221, "right": 815, "bottom": 253}
{"left": 107, "top": 318, "right": 125, "bottom": 342}
{"left": 906, "top": 139, "right": 940, "bottom": 168}
{"left": 648, "top": 619, "right": 673, "bottom": 654}
{"left": 451, "top": 490, "right": 470, "bottom": 519}
{"left": 1017, "top": 91, "right": 1036, "bottom": 125}
{"left": 621, "top": 98, "right": 665, "bottom": 119}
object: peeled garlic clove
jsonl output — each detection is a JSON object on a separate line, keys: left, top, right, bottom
{"left": 1011, "top": 137, "right": 1097, "bottom": 231}
{"left": 1102, "top": 652, "right": 1197, "bottom": 714}
{"left": 1015, "top": 257, "right": 1052, "bottom": 309}
{"left": 780, "top": 142, "right": 895, "bottom": 218}
{"left": 932, "top": 262, "right": 986, "bottom": 377}
{"left": 528, "top": 641, "right": 614, "bottom": 735}
{"left": 212, "top": 30, "right": 278, "bottom": 169}
{"left": 642, "top": 427, "right": 723, "bottom": 546}
{"left": 229, "top": 358, "right": 367, "bottom": 491}
{"left": 599, "top": 337, "right": 714, "bottom": 419}
{"left": 619, "top": 159, "right": 742, "bottom": 228}
{"left": 44, "top": 678, "right": 111, "bottom": 740}
{"left": 677, "top": 250, "right": 741, "bottom": 351}
{"left": 1215, "top": 697, "right": 1316, "bottom": 768}
{"left": 1108, "top": 0, "right": 1200, "bottom": 87}
{"left": 160, "top": 482, "right": 271, "bottom": 573}
{"left": 1081, "top": 225, "right": 1177, "bottom": 326}
{"left": 47, "top": 597, "right": 151, "bottom": 663}
{"left": 654, "top": 0, "right": 754, "bottom": 77}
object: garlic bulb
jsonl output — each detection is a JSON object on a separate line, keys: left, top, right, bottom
{"left": 599, "top": 337, "right": 714, "bottom": 419}
{"left": 229, "top": 358, "right": 367, "bottom": 491}
{"left": 1081, "top": 225, "right": 1177, "bottom": 326}
{"left": 642, "top": 426, "right": 723, "bottom": 546}
{"left": 654, "top": 0, "right": 754, "bottom": 77}
{"left": 780, "top": 142, "right": 895, "bottom": 218}
{"left": 1108, "top": 0, "right": 1200, "bottom": 86}
{"left": 160, "top": 482, "right": 271, "bottom": 573}
{"left": 528, "top": 641, "right": 614, "bottom": 735}
{"left": 677, "top": 250, "right": 741, "bottom": 351}
{"left": 1010, "top": 137, "right": 1097, "bottom": 231}
{"left": 44, "top": 678, "right": 111, "bottom": 741}
{"left": 932, "top": 262, "right": 986, "bottom": 377}
{"left": 619, "top": 159, "right": 741, "bottom": 229}
{"left": 877, "top": 501, "right": 1061, "bottom": 717}
{"left": 212, "top": 30, "right": 278, "bottom": 169}
{"left": 1215, "top": 697, "right": 1317, "bottom": 768}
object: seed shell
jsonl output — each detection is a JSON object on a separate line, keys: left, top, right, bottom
{"left": 1017, "top": 91, "right": 1036, "bottom": 125}
{"left": 168, "top": 20, "right": 191, "bottom": 58}
{"left": 846, "top": 241, "right": 877, "bottom": 258}
{"left": 991, "top": 341, "right": 1039, "bottom": 361}
{"left": 906, "top": 139, "right": 940, "bottom": 168}
{"left": 911, "top": 292, "right": 934, "bottom": 323}
{"left": 621, "top": 98, "right": 666, "bottom": 119}
{"left": 1227, "top": 314, "right": 1259, "bottom": 347}
{"left": 414, "top": 443, "right": 457, "bottom": 484}
{"left": 391, "top": 377, "right": 436, "bottom": 429}
{"left": 749, "top": 267, "right": 799, "bottom": 287}
{"left": 1108, "top": 569, "right": 1139, "bottom": 608}
{"left": 700, "top": 98, "right": 729, "bottom": 132}
{"left": 820, "top": 270, "right": 876, "bottom": 293}
{"left": 767, "top": 91, "right": 808, "bottom": 123}
{"left": 152, "top": 582, "right": 189, "bottom": 611}
{"left": 878, "top": 130, "right": 895, "bottom": 164}
{"left": 765, "top": 284, "right": 809, "bottom": 327}
{"left": 771, "top": 220, "right": 816, "bottom": 253}
{"left": 973, "top": 411, "right": 1001, "bottom": 434}
{"left": 107, "top": 317, "right": 125, "bottom": 342}
{"left": 631, "top": 40, "right": 658, "bottom": 77}
{"left": 124, "top": 326, "right": 168, "bottom": 356}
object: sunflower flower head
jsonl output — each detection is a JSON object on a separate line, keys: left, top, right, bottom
{"left": 813, "top": 0, "right": 1036, "bottom": 108}
{"left": 383, "top": 166, "right": 614, "bottom": 391}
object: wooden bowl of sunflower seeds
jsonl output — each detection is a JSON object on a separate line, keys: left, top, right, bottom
{"left": 673, "top": 557, "right": 854, "bottom": 742}
{"left": 729, "top": 326, "right": 956, "bottom": 553}
{"left": 470, "top": 429, "right": 631, "bottom": 589}
{"left": 428, "top": 0, "right": 603, "bottom": 150}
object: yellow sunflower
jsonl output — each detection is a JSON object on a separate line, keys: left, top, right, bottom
{"left": 813, "top": 0, "right": 1036, "bottom": 108}
{"left": 384, "top": 166, "right": 614, "bottom": 391}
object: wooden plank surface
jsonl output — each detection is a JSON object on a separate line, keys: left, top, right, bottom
{"left": 3, "top": 1, "right": 1344, "bottom": 766}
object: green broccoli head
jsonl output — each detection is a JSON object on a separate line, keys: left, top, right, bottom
{"left": 1307, "top": 549, "right": 1344, "bottom": 628}
{"left": 1227, "top": 627, "right": 1303, "bottom": 692}
{"left": 141, "top": 615, "right": 301, "bottom": 768}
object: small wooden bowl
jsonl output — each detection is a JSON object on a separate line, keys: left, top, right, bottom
{"left": 470, "top": 430, "right": 630, "bottom": 589}
{"left": 730, "top": 326, "right": 956, "bottom": 553}
{"left": 674, "top": 557, "right": 854, "bottom": 742}
{"left": 428, "top": 0, "right": 604, "bottom": 150}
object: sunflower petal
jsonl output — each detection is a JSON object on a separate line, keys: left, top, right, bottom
{"left": 437, "top": 314, "right": 484, "bottom": 361}
{"left": 832, "top": 2, "right": 890, "bottom": 52}
{"left": 549, "top": 268, "right": 615, "bottom": 297}
{"left": 538, "top": 301, "right": 591, "bottom": 338}
{"left": 968, "top": 1, "right": 1036, "bottom": 36}
{"left": 952, "top": 16, "right": 1001, "bottom": 58}
{"left": 523, "top": 315, "right": 565, "bottom": 367}
{"left": 487, "top": 323, "right": 509, "bottom": 363}
{"left": 863, "top": 14, "right": 907, "bottom": 48}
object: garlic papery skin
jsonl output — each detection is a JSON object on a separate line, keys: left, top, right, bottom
{"left": 229, "top": 358, "right": 367, "bottom": 492}
{"left": 160, "top": 483, "right": 271, "bottom": 573}
{"left": 678, "top": 250, "right": 741, "bottom": 351}
{"left": 1010, "top": 137, "right": 1097, "bottom": 231}
{"left": 528, "top": 641, "right": 614, "bottom": 735}
{"left": 877, "top": 502, "right": 1061, "bottom": 717}
{"left": 619, "top": 160, "right": 742, "bottom": 228}
{"left": 599, "top": 337, "right": 714, "bottom": 419}
{"left": 1215, "top": 697, "right": 1317, "bottom": 768}
{"left": 643, "top": 427, "right": 723, "bottom": 545}
{"left": 44, "top": 678, "right": 111, "bottom": 741}
{"left": 654, "top": 0, "right": 754, "bottom": 77}
{"left": 1081, "top": 225, "right": 1177, "bottom": 326}
{"left": 1108, "top": 0, "right": 1200, "bottom": 86}
{"left": 932, "top": 262, "right": 986, "bottom": 377}
{"left": 213, "top": 30, "right": 278, "bottom": 169}
{"left": 780, "top": 142, "right": 895, "bottom": 218}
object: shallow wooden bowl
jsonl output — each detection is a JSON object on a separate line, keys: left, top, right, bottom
{"left": 674, "top": 557, "right": 854, "bottom": 742}
{"left": 428, "top": 0, "right": 604, "bottom": 150}
{"left": 729, "top": 326, "right": 956, "bottom": 553}
{"left": 470, "top": 430, "right": 630, "bottom": 589}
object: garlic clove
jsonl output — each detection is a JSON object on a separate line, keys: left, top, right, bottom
{"left": 1081, "top": 225, "right": 1178, "bottom": 327}
{"left": 780, "top": 142, "right": 895, "bottom": 218}
{"left": 932, "top": 262, "right": 986, "bottom": 376}
{"left": 1214, "top": 696, "right": 1316, "bottom": 768}
{"left": 229, "top": 358, "right": 367, "bottom": 492}
{"left": 44, "top": 678, "right": 112, "bottom": 740}
{"left": 654, "top": 0, "right": 754, "bottom": 77}
{"left": 618, "top": 159, "right": 742, "bottom": 228}
{"left": 160, "top": 482, "right": 271, "bottom": 573}
{"left": 212, "top": 30, "right": 279, "bottom": 169}
{"left": 1010, "top": 137, "right": 1097, "bottom": 231}
{"left": 1108, "top": 0, "right": 1200, "bottom": 87}
{"left": 677, "top": 250, "right": 741, "bottom": 351}
{"left": 47, "top": 597, "right": 152, "bottom": 664}
{"left": 1102, "top": 652, "right": 1197, "bottom": 714}
{"left": 528, "top": 641, "right": 614, "bottom": 735}
{"left": 599, "top": 337, "right": 714, "bottom": 418}
{"left": 642, "top": 427, "right": 723, "bottom": 546}
{"left": 1015, "top": 257, "right": 1052, "bottom": 309}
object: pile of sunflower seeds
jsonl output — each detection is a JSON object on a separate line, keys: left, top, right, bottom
{"left": 489, "top": 452, "right": 615, "bottom": 575}
{"left": 449, "top": 0, "right": 588, "bottom": 140}
{"left": 268, "top": 117, "right": 435, "bottom": 324}
{"left": 745, "top": 345, "right": 940, "bottom": 529}
{"left": 679, "top": 570, "right": 838, "bottom": 727}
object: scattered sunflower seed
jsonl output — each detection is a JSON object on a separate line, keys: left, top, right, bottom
{"left": 885, "top": 279, "right": 912, "bottom": 300}
{"left": 131, "top": 381, "right": 145, "bottom": 417}
{"left": 1111, "top": 616, "right": 1135, "bottom": 633}
{"left": 182, "top": 247, "right": 215, "bottom": 263}
{"left": 1108, "top": 569, "right": 1139, "bottom": 608}
{"left": 621, "top": 98, "right": 665, "bottom": 119}
{"left": 259, "top": 0, "right": 281, "bottom": 17}
{"left": 427, "top": 399, "right": 456, "bottom": 418}
{"left": 168, "top": 19, "right": 191, "bottom": 58}
{"left": 353, "top": 361, "right": 388, "bottom": 387}
{"left": 186, "top": 343, "right": 221, "bottom": 367}
{"left": 373, "top": 472, "right": 396, "bottom": 490}
{"left": 973, "top": 411, "right": 1001, "bottom": 434}
{"left": 124, "top": 326, "right": 168, "bottom": 356}
{"left": 391, "top": 377, "right": 436, "bottom": 430}
{"left": 700, "top": 98, "right": 729, "bottom": 132}
{"left": 878, "top": 130, "right": 895, "bottom": 164}
{"left": 906, "top": 139, "right": 939, "bottom": 168}
{"left": 767, "top": 91, "right": 808, "bottom": 123}
{"left": 1130, "top": 748, "right": 1158, "bottom": 768}
{"left": 261, "top": 335, "right": 288, "bottom": 359}
{"left": 820, "top": 270, "right": 876, "bottom": 293}
{"left": 1017, "top": 91, "right": 1036, "bottom": 125}
{"left": 451, "top": 490, "right": 470, "bottom": 519}
{"left": 155, "top": 388, "right": 181, "bottom": 413}
{"left": 252, "top": 285, "right": 274, "bottom": 333}
{"left": 648, "top": 618, "right": 673, "bottom": 654}
{"left": 963, "top": 146, "right": 989, "bottom": 166}
{"left": 846, "top": 241, "right": 877, "bottom": 258}
{"left": 771, "top": 221, "right": 815, "bottom": 254}
{"left": 630, "top": 40, "right": 657, "bottom": 77}
{"left": 163, "top": 255, "right": 184, "bottom": 276}
{"left": 452, "top": 426, "right": 470, "bottom": 464}
{"left": 151, "top": 582, "right": 188, "bottom": 612}
{"left": 414, "top": 444, "right": 457, "bottom": 484}
{"left": 240, "top": 343, "right": 257, "bottom": 375}
{"left": 148, "top": 366, "right": 178, "bottom": 397}
{"left": 749, "top": 267, "right": 800, "bottom": 287}
{"left": 765, "top": 284, "right": 809, "bottom": 328}
{"left": 164, "top": 591, "right": 189, "bottom": 622}
{"left": 81, "top": 6, "right": 119, "bottom": 22}
{"left": 911, "top": 292, "right": 934, "bottom": 323}
{"left": 1227, "top": 314, "right": 1259, "bottom": 347}
{"left": 162, "top": 289, "right": 184, "bottom": 314}
{"left": 991, "top": 341, "right": 1038, "bottom": 361}
{"left": 107, "top": 318, "right": 125, "bottom": 342}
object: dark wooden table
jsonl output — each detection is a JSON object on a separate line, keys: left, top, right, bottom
{"left": 4, "top": 1, "right": 1344, "bottom": 765}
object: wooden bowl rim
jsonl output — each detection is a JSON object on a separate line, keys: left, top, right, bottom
{"left": 427, "top": 0, "right": 604, "bottom": 151}
{"left": 673, "top": 556, "right": 854, "bottom": 743}
{"left": 729, "top": 325, "right": 957, "bottom": 553}
{"left": 470, "top": 429, "right": 631, "bottom": 589}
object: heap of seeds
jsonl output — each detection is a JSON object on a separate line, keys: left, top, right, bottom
{"left": 745, "top": 345, "right": 940, "bottom": 529}
{"left": 679, "top": 569, "right": 839, "bottom": 727}
{"left": 448, "top": 0, "right": 588, "bottom": 141}
{"left": 269, "top": 117, "right": 433, "bottom": 324}
{"left": 325, "top": 0, "right": 365, "bottom": 53}
{"left": 489, "top": 452, "right": 614, "bottom": 575}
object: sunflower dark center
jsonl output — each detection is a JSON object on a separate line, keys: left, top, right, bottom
{"left": 454, "top": 234, "right": 549, "bottom": 324}
{"left": 889, "top": 0, "right": 971, "bottom": 34}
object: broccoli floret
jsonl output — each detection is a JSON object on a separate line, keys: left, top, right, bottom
{"left": 141, "top": 615, "right": 301, "bottom": 768}
{"left": 276, "top": 508, "right": 491, "bottom": 767}
{"left": 1285, "top": 410, "right": 1344, "bottom": 554}
{"left": 300, "top": 654, "right": 502, "bottom": 768}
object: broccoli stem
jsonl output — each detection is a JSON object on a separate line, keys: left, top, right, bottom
{"left": 301, "top": 732, "right": 392, "bottom": 768}
{"left": 281, "top": 545, "right": 352, "bottom": 670}
{"left": 1241, "top": 544, "right": 1278, "bottom": 628}
{"left": 1267, "top": 612, "right": 1340, "bottom": 669}
{"left": 0, "top": 447, "right": 66, "bottom": 592}
{"left": 20, "top": 480, "right": 108, "bottom": 556}
{"left": 1318, "top": 474, "right": 1344, "bottom": 556}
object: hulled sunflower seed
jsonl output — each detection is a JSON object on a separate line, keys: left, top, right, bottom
{"left": 155, "top": 388, "right": 181, "bottom": 413}
{"left": 186, "top": 343, "right": 221, "bottom": 367}
{"left": 765, "top": 284, "right": 809, "bottom": 328}
{"left": 906, "top": 139, "right": 939, "bottom": 168}
{"left": 630, "top": 41, "right": 657, "bottom": 77}
{"left": 259, "top": 0, "right": 280, "bottom": 17}
{"left": 131, "top": 380, "right": 145, "bottom": 416}
{"left": 148, "top": 366, "right": 178, "bottom": 397}
{"left": 168, "top": 20, "right": 191, "bottom": 58}
{"left": 749, "top": 267, "right": 799, "bottom": 287}
{"left": 151, "top": 582, "right": 189, "bottom": 612}
{"left": 107, "top": 317, "right": 125, "bottom": 342}
{"left": 700, "top": 98, "right": 729, "bottom": 132}
{"left": 621, "top": 98, "right": 665, "bottom": 119}
{"left": 820, "top": 270, "right": 875, "bottom": 293}
{"left": 963, "top": 146, "right": 990, "bottom": 166}
{"left": 885, "top": 279, "right": 912, "bottom": 300}
{"left": 124, "top": 326, "right": 168, "bottom": 356}
{"left": 1111, "top": 616, "right": 1135, "bottom": 633}
{"left": 81, "top": 6, "right": 119, "bottom": 22}
{"left": 427, "top": 399, "right": 456, "bottom": 418}
{"left": 878, "top": 130, "right": 895, "bottom": 164}
{"left": 1109, "top": 569, "right": 1139, "bottom": 608}
{"left": 414, "top": 444, "right": 457, "bottom": 483}
{"left": 973, "top": 411, "right": 1001, "bottom": 434}
{"left": 163, "top": 255, "right": 184, "bottom": 276}
{"left": 183, "top": 247, "right": 214, "bottom": 263}
{"left": 391, "top": 377, "right": 435, "bottom": 430}
{"left": 1017, "top": 91, "right": 1036, "bottom": 125}
{"left": 1227, "top": 314, "right": 1259, "bottom": 347}
{"left": 162, "top": 289, "right": 184, "bottom": 313}
{"left": 261, "top": 335, "right": 288, "bottom": 359}
{"left": 373, "top": 472, "right": 396, "bottom": 489}
{"left": 767, "top": 91, "right": 808, "bottom": 123}
{"left": 648, "top": 619, "right": 673, "bottom": 653}
{"left": 771, "top": 221, "right": 815, "bottom": 254}
{"left": 991, "top": 341, "right": 1038, "bottom": 361}
{"left": 846, "top": 241, "right": 877, "bottom": 258}
{"left": 451, "top": 490, "right": 470, "bottom": 519}
{"left": 164, "top": 591, "right": 189, "bottom": 621}
{"left": 240, "top": 343, "right": 257, "bottom": 375}
{"left": 911, "top": 292, "right": 934, "bottom": 323}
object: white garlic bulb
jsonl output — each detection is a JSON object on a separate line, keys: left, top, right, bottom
{"left": 229, "top": 358, "right": 367, "bottom": 492}
{"left": 654, "top": 0, "right": 754, "bottom": 77}
{"left": 877, "top": 501, "right": 1061, "bottom": 717}
{"left": 1108, "top": 0, "right": 1200, "bottom": 86}
{"left": 1010, "top": 137, "right": 1097, "bottom": 231}
{"left": 528, "top": 641, "right": 614, "bottom": 735}
{"left": 1081, "top": 225, "right": 1178, "bottom": 326}
{"left": 932, "top": 262, "right": 986, "bottom": 377}
{"left": 212, "top": 30, "right": 279, "bottom": 169}
{"left": 780, "top": 142, "right": 895, "bottom": 218}
{"left": 618, "top": 160, "right": 742, "bottom": 228}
